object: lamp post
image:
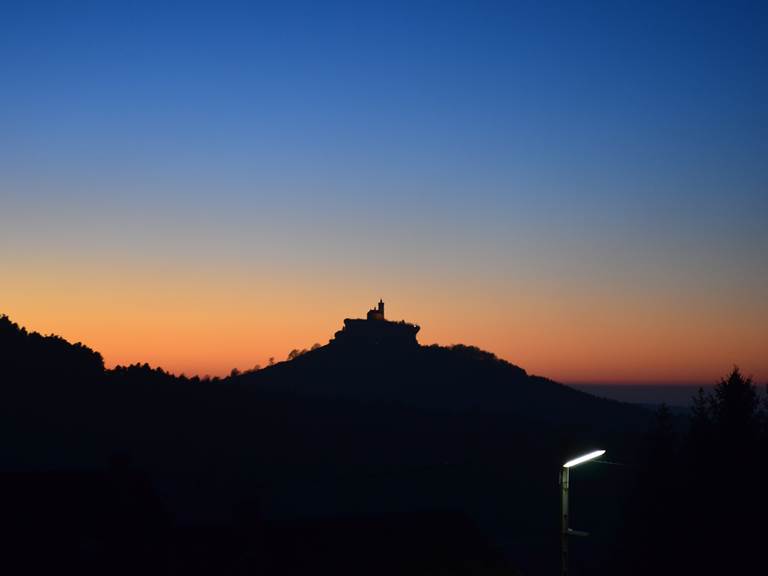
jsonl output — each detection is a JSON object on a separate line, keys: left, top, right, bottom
{"left": 559, "top": 449, "right": 605, "bottom": 576}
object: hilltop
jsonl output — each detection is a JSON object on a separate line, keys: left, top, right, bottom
{"left": 235, "top": 302, "right": 646, "bottom": 432}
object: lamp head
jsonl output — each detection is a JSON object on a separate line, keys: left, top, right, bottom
{"left": 563, "top": 449, "right": 606, "bottom": 468}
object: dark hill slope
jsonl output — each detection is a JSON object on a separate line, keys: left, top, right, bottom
{"left": 236, "top": 337, "right": 647, "bottom": 432}
{"left": 0, "top": 315, "right": 110, "bottom": 468}
{"left": 0, "top": 314, "right": 103, "bottom": 384}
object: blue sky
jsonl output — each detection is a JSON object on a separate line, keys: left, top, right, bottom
{"left": 1, "top": 1, "right": 766, "bottom": 381}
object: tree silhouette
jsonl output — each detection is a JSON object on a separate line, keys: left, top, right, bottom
{"left": 711, "top": 367, "right": 762, "bottom": 441}
{"left": 624, "top": 368, "right": 768, "bottom": 576}
{"left": 692, "top": 368, "right": 766, "bottom": 575}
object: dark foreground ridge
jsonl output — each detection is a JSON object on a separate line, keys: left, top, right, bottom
{"left": 0, "top": 309, "right": 646, "bottom": 575}
{"left": 4, "top": 308, "right": 764, "bottom": 575}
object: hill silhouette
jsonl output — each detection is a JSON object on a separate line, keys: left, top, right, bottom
{"left": 238, "top": 314, "right": 644, "bottom": 431}
{"left": 1, "top": 309, "right": 651, "bottom": 575}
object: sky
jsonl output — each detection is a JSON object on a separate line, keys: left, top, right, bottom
{"left": 1, "top": 1, "right": 766, "bottom": 383}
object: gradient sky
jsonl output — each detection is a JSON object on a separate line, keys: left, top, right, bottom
{"left": 1, "top": 1, "right": 766, "bottom": 383}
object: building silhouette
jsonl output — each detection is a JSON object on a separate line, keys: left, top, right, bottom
{"left": 333, "top": 301, "right": 419, "bottom": 348}
{"left": 367, "top": 299, "right": 386, "bottom": 321}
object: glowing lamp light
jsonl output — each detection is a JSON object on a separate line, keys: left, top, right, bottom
{"left": 563, "top": 449, "right": 606, "bottom": 468}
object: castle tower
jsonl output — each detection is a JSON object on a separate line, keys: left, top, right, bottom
{"left": 366, "top": 300, "right": 385, "bottom": 321}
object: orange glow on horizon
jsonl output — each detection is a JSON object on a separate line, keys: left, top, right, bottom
{"left": 2, "top": 273, "right": 765, "bottom": 384}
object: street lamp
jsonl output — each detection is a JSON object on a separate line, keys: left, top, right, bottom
{"left": 560, "top": 449, "right": 605, "bottom": 576}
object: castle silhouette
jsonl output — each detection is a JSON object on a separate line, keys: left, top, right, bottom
{"left": 332, "top": 300, "right": 420, "bottom": 348}
{"left": 366, "top": 299, "right": 386, "bottom": 321}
